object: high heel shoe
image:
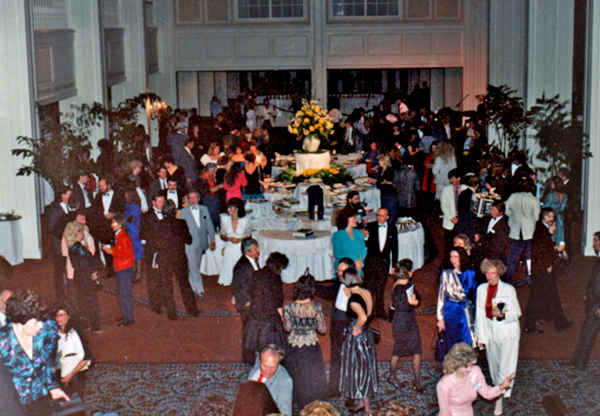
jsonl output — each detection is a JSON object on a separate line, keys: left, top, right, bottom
{"left": 387, "top": 376, "right": 400, "bottom": 390}
{"left": 348, "top": 403, "right": 365, "bottom": 413}
{"left": 412, "top": 380, "right": 424, "bottom": 393}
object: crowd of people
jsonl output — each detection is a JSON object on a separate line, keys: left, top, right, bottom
{"left": 0, "top": 88, "right": 599, "bottom": 416}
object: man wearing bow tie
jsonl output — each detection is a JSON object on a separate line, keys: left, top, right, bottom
{"left": 147, "top": 166, "right": 169, "bottom": 207}
{"left": 475, "top": 200, "right": 510, "bottom": 267}
{"left": 165, "top": 179, "right": 184, "bottom": 210}
{"left": 364, "top": 207, "right": 398, "bottom": 319}
{"left": 72, "top": 171, "right": 93, "bottom": 211}
{"left": 45, "top": 186, "right": 73, "bottom": 298}
{"left": 90, "top": 177, "right": 125, "bottom": 278}
{"left": 178, "top": 190, "right": 216, "bottom": 299}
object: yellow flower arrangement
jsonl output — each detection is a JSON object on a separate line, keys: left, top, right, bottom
{"left": 301, "top": 168, "right": 321, "bottom": 177}
{"left": 287, "top": 99, "right": 334, "bottom": 144}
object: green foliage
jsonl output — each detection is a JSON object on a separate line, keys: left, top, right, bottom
{"left": 526, "top": 94, "right": 592, "bottom": 176}
{"left": 484, "top": 85, "right": 527, "bottom": 156}
{"left": 12, "top": 93, "right": 161, "bottom": 193}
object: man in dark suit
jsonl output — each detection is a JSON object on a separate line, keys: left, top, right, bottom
{"left": 175, "top": 137, "right": 198, "bottom": 187}
{"left": 140, "top": 192, "right": 166, "bottom": 315}
{"left": 89, "top": 177, "right": 125, "bottom": 278}
{"left": 72, "top": 171, "right": 93, "bottom": 211}
{"left": 559, "top": 169, "right": 579, "bottom": 256}
{"left": 152, "top": 200, "right": 199, "bottom": 320}
{"left": 231, "top": 238, "right": 260, "bottom": 364}
{"left": 475, "top": 200, "right": 510, "bottom": 265}
{"left": 165, "top": 179, "right": 184, "bottom": 210}
{"left": 571, "top": 231, "right": 600, "bottom": 371}
{"left": 364, "top": 207, "right": 398, "bottom": 319}
{"left": 456, "top": 173, "right": 480, "bottom": 242}
{"left": 45, "top": 186, "right": 73, "bottom": 299}
{"left": 147, "top": 166, "right": 169, "bottom": 207}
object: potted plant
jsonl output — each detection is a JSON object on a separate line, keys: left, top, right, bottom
{"left": 484, "top": 85, "right": 527, "bottom": 156}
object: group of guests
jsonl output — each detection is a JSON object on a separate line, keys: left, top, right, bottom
{"left": 0, "top": 290, "right": 92, "bottom": 416}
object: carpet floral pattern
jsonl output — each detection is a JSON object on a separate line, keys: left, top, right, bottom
{"left": 84, "top": 360, "right": 599, "bottom": 415}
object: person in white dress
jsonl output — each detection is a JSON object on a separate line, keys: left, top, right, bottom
{"left": 218, "top": 198, "right": 252, "bottom": 286}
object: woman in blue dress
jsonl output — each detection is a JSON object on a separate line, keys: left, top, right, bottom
{"left": 332, "top": 208, "right": 367, "bottom": 272}
{"left": 436, "top": 246, "right": 477, "bottom": 359}
{"left": 124, "top": 188, "right": 144, "bottom": 283}
{"left": 544, "top": 176, "right": 568, "bottom": 245}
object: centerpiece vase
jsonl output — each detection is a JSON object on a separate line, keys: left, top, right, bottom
{"left": 302, "top": 134, "right": 321, "bottom": 152}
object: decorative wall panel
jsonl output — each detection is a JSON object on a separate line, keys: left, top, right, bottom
{"left": 406, "top": 0, "right": 432, "bottom": 20}
{"left": 176, "top": 0, "right": 202, "bottom": 24}
{"left": 273, "top": 36, "right": 308, "bottom": 57}
{"left": 435, "top": 0, "right": 461, "bottom": 19}
{"left": 366, "top": 35, "right": 403, "bottom": 55}
{"left": 329, "top": 35, "right": 364, "bottom": 56}
{"left": 206, "top": 0, "right": 230, "bottom": 22}
{"left": 235, "top": 37, "right": 269, "bottom": 57}
{"left": 34, "top": 29, "right": 77, "bottom": 104}
{"left": 104, "top": 28, "right": 126, "bottom": 86}
{"left": 404, "top": 34, "right": 432, "bottom": 55}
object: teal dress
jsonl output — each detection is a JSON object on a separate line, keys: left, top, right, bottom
{"left": 544, "top": 193, "right": 567, "bottom": 244}
{"left": 332, "top": 228, "right": 367, "bottom": 270}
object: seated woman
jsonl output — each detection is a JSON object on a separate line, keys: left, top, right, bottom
{"left": 243, "top": 152, "right": 264, "bottom": 201}
{"left": 0, "top": 290, "right": 70, "bottom": 416}
{"left": 52, "top": 300, "right": 92, "bottom": 399}
{"left": 436, "top": 247, "right": 477, "bottom": 359}
{"left": 436, "top": 342, "right": 513, "bottom": 416}
{"left": 283, "top": 273, "right": 328, "bottom": 409}
{"left": 245, "top": 252, "right": 289, "bottom": 355}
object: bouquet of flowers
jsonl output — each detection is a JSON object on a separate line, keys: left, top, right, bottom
{"left": 287, "top": 99, "right": 334, "bottom": 144}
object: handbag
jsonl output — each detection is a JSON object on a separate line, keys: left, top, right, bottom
{"left": 387, "top": 305, "right": 396, "bottom": 323}
{"left": 433, "top": 329, "right": 448, "bottom": 362}
{"left": 50, "top": 392, "right": 87, "bottom": 416}
{"left": 371, "top": 328, "right": 381, "bottom": 345}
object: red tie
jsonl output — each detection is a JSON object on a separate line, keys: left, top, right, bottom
{"left": 258, "top": 374, "right": 266, "bottom": 383}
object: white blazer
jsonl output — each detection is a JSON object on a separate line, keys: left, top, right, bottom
{"left": 440, "top": 183, "right": 466, "bottom": 231}
{"left": 474, "top": 281, "right": 521, "bottom": 345}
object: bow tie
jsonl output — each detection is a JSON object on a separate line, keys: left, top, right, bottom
{"left": 191, "top": 206, "right": 198, "bottom": 210}
{"left": 168, "top": 191, "right": 176, "bottom": 194}
{"left": 103, "top": 194, "right": 111, "bottom": 197}
{"left": 379, "top": 224, "right": 386, "bottom": 228}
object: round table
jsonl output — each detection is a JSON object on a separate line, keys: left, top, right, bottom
{"left": 396, "top": 223, "right": 425, "bottom": 270}
{"left": 257, "top": 230, "right": 333, "bottom": 283}
{"left": 245, "top": 200, "right": 275, "bottom": 219}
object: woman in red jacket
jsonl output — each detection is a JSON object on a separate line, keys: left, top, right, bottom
{"left": 102, "top": 213, "right": 135, "bottom": 327}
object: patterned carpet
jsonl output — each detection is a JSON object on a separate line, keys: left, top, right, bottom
{"left": 83, "top": 360, "right": 600, "bottom": 416}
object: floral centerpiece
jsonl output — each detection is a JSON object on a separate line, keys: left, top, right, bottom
{"left": 275, "top": 163, "right": 353, "bottom": 186}
{"left": 288, "top": 99, "right": 334, "bottom": 152}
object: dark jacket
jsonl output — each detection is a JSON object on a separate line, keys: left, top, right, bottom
{"left": 231, "top": 256, "right": 255, "bottom": 314}
{"left": 154, "top": 216, "right": 192, "bottom": 269}
{"left": 364, "top": 220, "right": 398, "bottom": 268}
{"left": 476, "top": 215, "right": 510, "bottom": 263}
{"left": 585, "top": 258, "right": 600, "bottom": 316}
{"left": 531, "top": 221, "right": 557, "bottom": 271}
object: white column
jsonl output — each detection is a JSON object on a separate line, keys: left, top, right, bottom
{"left": 488, "top": 0, "right": 528, "bottom": 97}
{"left": 462, "top": 0, "right": 489, "bottom": 111}
{"left": 0, "top": 0, "right": 42, "bottom": 258}
{"left": 61, "top": 0, "right": 105, "bottom": 153}
{"left": 311, "top": 0, "right": 327, "bottom": 106}
{"left": 583, "top": 0, "right": 600, "bottom": 255}
{"left": 149, "top": 0, "right": 176, "bottom": 107}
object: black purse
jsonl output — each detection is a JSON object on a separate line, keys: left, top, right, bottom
{"left": 50, "top": 392, "right": 86, "bottom": 416}
{"left": 434, "top": 329, "right": 448, "bottom": 362}
{"left": 371, "top": 328, "right": 381, "bottom": 345}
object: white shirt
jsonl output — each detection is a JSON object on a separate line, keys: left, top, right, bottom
{"left": 378, "top": 223, "right": 387, "bottom": 252}
{"left": 153, "top": 208, "right": 164, "bottom": 220}
{"left": 487, "top": 215, "right": 503, "bottom": 233}
{"left": 56, "top": 329, "right": 90, "bottom": 377}
{"left": 59, "top": 202, "right": 70, "bottom": 214}
{"left": 190, "top": 205, "right": 201, "bottom": 228}
{"left": 78, "top": 182, "right": 91, "bottom": 208}
{"left": 0, "top": 310, "right": 6, "bottom": 327}
{"left": 102, "top": 190, "right": 114, "bottom": 215}
{"left": 166, "top": 190, "right": 178, "bottom": 208}
{"left": 246, "top": 255, "right": 259, "bottom": 271}
{"left": 334, "top": 283, "right": 349, "bottom": 312}
{"left": 159, "top": 178, "right": 167, "bottom": 190}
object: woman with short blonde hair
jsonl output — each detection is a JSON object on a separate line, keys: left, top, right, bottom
{"left": 63, "top": 221, "right": 85, "bottom": 249}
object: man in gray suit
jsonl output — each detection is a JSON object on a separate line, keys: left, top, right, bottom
{"left": 178, "top": 189, "right": 216, "bottom": 299}
{"left": 247, "top": 345, "right": 293, "bottom": 416}
{"left": 175, "top": 137, "right": 198, "bottom": 187}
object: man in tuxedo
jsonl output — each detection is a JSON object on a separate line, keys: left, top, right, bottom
{"left": 152, "top": 200, "right": 199, "bottom": 320}
{"left": 176, "top": 137, "right": 198, "bottom": 186}
{"left": 140, "top": 192, "right": 167, "bottom": 315}
{"left": 165, "top": 179, "right": 184, "bottom": 210}
{"left": 456, "top": 173, "right": 480, "bottom": 242}
{"left": 231, "top": 238, "right": 260, "bottom": 364}
{"left": 45, "top": 186, "right": 73, "bottom": 298}
{"left": 90, "top": 177, "right": 125, "bottom": 278}
{"left": 178, "top": 190, "right": 215, "bottom": 299}
{"left": 72, "top": 171, "right": 93, "bottom": 211}
{"left": 364, "top": 208, "right": 398, "bottom": 319}
{"left": 147, "top": 166, "right": 169, "bottom": 206}
{"left": 247, "top": 345, "right": 293, "bottom": 416}
{"left": 571, "top": 231, "right": 600, "bottom": 370}
{"left": 475, "top": 200, "right": 510, "bottom": 265}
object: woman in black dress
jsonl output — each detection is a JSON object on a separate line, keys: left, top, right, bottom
{"left": 282, "top": 273, "right": 328, "bottom": 409}
{"left": 377, "top": 154, "right": 399, "bottom": 223}
{"left": 340, "top": 268, "right": 378, "bottom": 416}
{"left": 161, "top": 154, "right": 187, "bottom": 191}
{"left": 244, "top": 252, "right": 289, "bottom": 356}
{"left": 243, "top": 151, "right": 264, "bottom": 200}
{"left": 388, "top": 259, "right": 423, "bottom": 393}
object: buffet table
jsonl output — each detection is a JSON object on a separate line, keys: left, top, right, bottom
{"left": 258, "top": 229, "right": 333, "bottom": 283}
{"left": 396, "top": 224, "right": 425, "bottom": 270}
{"left": 0, "top": 217, "right": 24, "bottom": 265}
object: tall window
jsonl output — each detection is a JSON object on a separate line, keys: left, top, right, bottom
{"left": 332, "top": 0, "right": 399, "bottom": 17}
{"left": 238, "top": 0, "right": 304, "bottom": 19}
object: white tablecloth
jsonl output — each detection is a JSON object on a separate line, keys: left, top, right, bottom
{"left": 245, "top": 200, "right": 275, "bottom": 219}
{"left": 347, "top": 164, "right": 367, "bottom": 178}
{"left": 0, "top": 219, "right": 24, "bottom": 265}
{"left": 292, "top": 183, "right": 380, "bottom": 213}
{"left": 258, "top": 230, "right": 333, "bottom": 283}
{"left": 397, "top": 223, "right": 425, "bottom": 270}
{"left": 199, "top": 236, "right": 225, "bottom": 276}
